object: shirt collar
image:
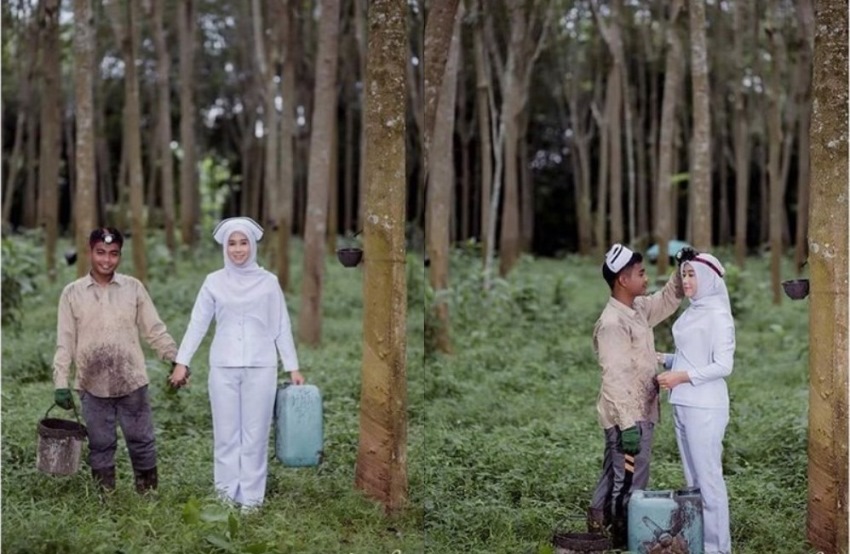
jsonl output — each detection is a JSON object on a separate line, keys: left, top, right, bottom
{"left": 607, "top": 296, "right": 638, "bottom": 318}
{"left": 85, "top": 272, "right": 123, "bottom": 287}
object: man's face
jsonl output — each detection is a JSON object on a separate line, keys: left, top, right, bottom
{"left": 619, "top": 262, "right": 648, "bottom": 296}
{"left": 90, "top": 241, "right": 122, "bottom": 279}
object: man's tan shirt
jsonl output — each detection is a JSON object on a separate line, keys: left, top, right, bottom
{"left": 592, "top": 272, "right": 683, "bottom": 430}
{"left": 53, "top": 273, "right": 178, "bottom": 398}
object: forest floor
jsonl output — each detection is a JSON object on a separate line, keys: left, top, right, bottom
{"left": 2, "top": 232, "right": 820, "bottom": 553}
{"left": 423, "top": 245, "right": 817, "bottom": 554}
{"left": 1, "top": 233, "right": 425, "bottom": 554}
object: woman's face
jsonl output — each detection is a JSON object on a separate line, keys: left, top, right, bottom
{"left": 681, "top": 263, "right": 698, "bottom": 298}
{"left": 227, "top": 231, "right": 251, "bottom": 266}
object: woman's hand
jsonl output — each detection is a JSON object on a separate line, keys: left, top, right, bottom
{"left": 169, "top": 363, "right": 190, "bottom": 388}
{"left": 289, "top": 370, "right": 305, "bottom": 385}
{"left": 656, "top": 370, "right": 690, "bottom": 391}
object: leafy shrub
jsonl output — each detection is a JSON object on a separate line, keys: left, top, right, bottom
{"left": 1, "top": 236, "right": 43, "bottom": 331}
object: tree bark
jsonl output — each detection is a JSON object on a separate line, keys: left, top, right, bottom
{"left": 73, "top": 0, "right": 97, "bottom": 277}
{"left": 426, "top": 0, "right": 461, "bottom": 355}
{"left": 354, "top": 0, "right": 408, "bottom": 514}
{"left": 178, "top": 0, "right": 197, "bottom": 247}
{"left": 422, "top": 0, "right": 461, "bottom": 179}
{"left": 595, "top": 4, "right": 624, "bottom": 246}
{"left": 297, "top": 0, "right": 341, "bottom": 347}
{"left": 473, "top": 9, "right": 493, "bottom": 259}
{"left": 277, "top": 0, "right": 297, "bottom": 291}
{"left": 767, "top": 14, "right": 784, "bottom": 305}
{"left": 732, "top": 0, "right": 750, "bottom": 267}
{"left": 107, "top": 0, "right": 148, "bottom": 282}
{"left": 806, "top": 1, "right": 848, "bottom": 550}
{"left": 655, "top": 0, "right": 683, "bottom": 278}
{"left": 794, "top": 0, "right": 814, "bottom": 274}
{"left": 39, "top": 0, "right": 61, "bottom": 282}
{"left": 688, "top": 0, "right": 711, "bottom": 250}
{"left": 151, "top": 0, "right": 176, "bottom": 254}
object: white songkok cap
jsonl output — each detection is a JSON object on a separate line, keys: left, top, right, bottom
{"left": 212, "top": 217, "right": 264, "bottom": 244}
{"left": 604, "top": 243, "right": 635, "bottom": 273}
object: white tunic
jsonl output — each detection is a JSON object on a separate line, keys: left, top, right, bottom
{"left": 667, "top": 257, "right": 736, "bottom": 409}
{"left": 175, "top": 269, "right": 299, "bottom": 371}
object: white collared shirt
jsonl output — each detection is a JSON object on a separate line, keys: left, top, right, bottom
{"left": 175, "top": 269, "right": 299, "bottom": 371}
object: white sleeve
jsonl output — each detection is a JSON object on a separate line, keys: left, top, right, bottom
{"left": 687, "top": 313, "right": 735, "bottom": 386}
{"left": 272, "top": 285, "right": 299, "bottom": 371}
{"left": 175, "top": 280, "right": 215, "bottom": 367}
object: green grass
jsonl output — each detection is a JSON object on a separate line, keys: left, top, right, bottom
{"left": 2, "top": 234, "right": 425, "bottom": 554}
{"left": 423, "top": 247, "right": 816, "bottom": 554}
{"left": 1, "top": 235, "right": 822, "bottom": 553}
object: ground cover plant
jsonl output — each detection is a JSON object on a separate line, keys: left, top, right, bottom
{"left": 1, "top": 232, "right": 425, "bottom": 554}
{"left": 423, "top": 246, "right": 816, "bottom": 554}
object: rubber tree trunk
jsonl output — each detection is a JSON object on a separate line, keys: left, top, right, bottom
{"left": 73, "top": 0, "right": 97, "bottom": 277}
{"left": 654, "top": 0, "right": 683, "bottom": 278}
{"left": 354, "top": 0, "right": 408, "bottom": 514}
{"left": 425, "top": 0, "right": 461, "bottom": 355}
{"left": 39, "top": 0, "right": 61, "bottom": 282}
{"left": 688, "top": 0, "right": 712, "bottom": 250}
{"left": 806, "top": 0, "right": 848, "bottom": 550}
{"left": 297, "top": 0, "right": 341, "bottom": 347}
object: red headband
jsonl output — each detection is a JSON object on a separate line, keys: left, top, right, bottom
{"left": 690, "top": 255, "right": 723, "bottom": 278}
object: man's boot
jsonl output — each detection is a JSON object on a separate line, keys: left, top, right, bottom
{"left": 91, "top": 466, "right": 116, "bottom": 492}
{"left": 586, "top": 506, "right": 606, "bottom": 534}
{"left": 134, "top": 466, "right": 158, "bottom": 494}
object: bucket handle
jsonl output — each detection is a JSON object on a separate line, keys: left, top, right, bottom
{"left": 45, "top": 401, "right": 83, "bottom": 426}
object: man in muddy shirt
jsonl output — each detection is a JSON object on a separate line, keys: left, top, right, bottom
{"left": 53, "top": 227, "right": 180, "bottom": 494}
{"left": 587, "top": 243, "right": 684, "bottom": 547}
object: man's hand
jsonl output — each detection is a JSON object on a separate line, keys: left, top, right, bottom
{"left": 675, "top": 246, "right": 698, "bottom": 264}
{"left": 620, "top": 426, "right": 641, "bottom": 455}
{"left": 288, "top": 370, "right": 305, "bottom": 385}
{"left": 54, "top": 388, "right": 74, "bottom": 410}
{"left": 169, "top": 363, "right": 191, "bottom": 388}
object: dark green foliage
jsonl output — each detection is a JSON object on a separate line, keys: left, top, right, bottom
{"left": 1, "top": 234, "right": 43, "bottom": 331}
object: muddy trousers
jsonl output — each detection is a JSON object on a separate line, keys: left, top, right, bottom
{"left": 80, "top": 385, "right": 156, "bottom": 472}
{"left": 590, "top": 421, "right": 655, "bottom": 543}
{"left": 209, "top": 366, "right": 277, "bottom": 508}
{"left": 673, "top": 405, "right": 731, "bottom": 554}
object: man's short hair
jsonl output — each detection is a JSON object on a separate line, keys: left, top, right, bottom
{"left": 602, "top": 251, "right": 643, "bottom": 289}
{"left": 89, "top": 227, "right": 124, "bottom": 249}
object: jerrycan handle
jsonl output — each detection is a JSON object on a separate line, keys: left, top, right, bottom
{"left": 642, "top": 491, "right": 673, "bottom": 499}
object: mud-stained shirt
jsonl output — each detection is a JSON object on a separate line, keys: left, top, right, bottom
{"left": 53, "top": 272, "right": 178, "bottom": 398}
{"left": 592, "top": 271, "right": 684, "bottom": 430}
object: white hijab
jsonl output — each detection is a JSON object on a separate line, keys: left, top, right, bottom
{"left": 212, "top": 217, "right": 268, "bottom": 292}
{"left": 681, "top": 253, "right": 731, "bottom": 313}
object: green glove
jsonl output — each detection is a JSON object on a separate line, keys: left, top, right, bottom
{"left": 620, "top": 426, "right": 641, "bottom": 455}
{"left": 54, "top": 388, "right": 74, "bottom": 410}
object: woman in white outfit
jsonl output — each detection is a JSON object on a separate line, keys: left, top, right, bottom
{"left": 656, "top": 250, "right": 734, "bottom": 554}
{"left": 169, "top": 217, "right": 304, "bottom": 511}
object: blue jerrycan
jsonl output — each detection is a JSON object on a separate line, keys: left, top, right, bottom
{"left": 628, "top": 487, "right": 704, "bottom": 554}
{"left": 274, "top": 383, "right": 323, "bottom": 466}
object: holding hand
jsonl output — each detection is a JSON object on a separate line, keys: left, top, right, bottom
{"left": 289, "top": 370, "right": 305, "bottom": 385}
{"left": 656, "top": 370, "right": 690, "bottom": 391}
{"left": 54, "top": 388, "right": 74, "bottom": 410}
{"left": 620, "top": 426, "right": 641, "bottom": 455}
{"left": 169, "top": 363, "right": 191, "bottom": 388}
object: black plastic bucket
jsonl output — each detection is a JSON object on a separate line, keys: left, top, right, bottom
{"left": 37, "top": 403, "right": 87, "bottom": 476}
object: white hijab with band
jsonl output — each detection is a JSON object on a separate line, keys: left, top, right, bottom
{"left": 682, "top": 253, "right": 731, "bottom": 313}
{"left": 212, "top": 217, "right": 268, "bottom": 294}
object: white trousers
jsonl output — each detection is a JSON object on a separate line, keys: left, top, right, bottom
{"left": 673, "top": 405, "right": 731, "bottom": 554}
{"left": 209, "top": 365, "right": 277, "bottom": 507}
